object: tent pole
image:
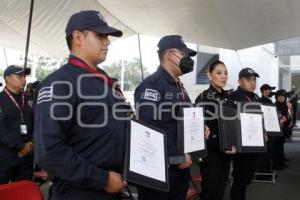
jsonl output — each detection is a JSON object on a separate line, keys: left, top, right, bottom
{"left": 3, "top": 48, "right": 8, "bottom": 67}
{"left": 24, "top": 0, "right": 35, "bottom": 68}
{"left": 137, "top": 34, "right": 144, "bottom": 80}
{"left": 196, "top": 44, "right": 199, "bottom": 84}
{"left": 235, "top": 50, "right": 243, "bottom": 69}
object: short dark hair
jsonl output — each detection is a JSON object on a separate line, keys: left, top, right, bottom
{"left": 158, "top": 51, "right": 166, "bottom": 61}
{"left": 66, "top": 35, "right": 73, "bottom": 51}
{"left": 66, "top": 30, "right": 89, "bottom": 51}
{"left": 208, "top": 60, "right": 225, "bottom": 73}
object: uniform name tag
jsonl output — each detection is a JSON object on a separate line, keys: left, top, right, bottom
{"left": 20, "top": 125, "right": 27, "bottom": 135}
{"left": 144, "top": 89, "right": 159, "bottom": 101}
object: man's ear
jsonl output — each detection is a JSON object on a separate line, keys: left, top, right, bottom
{"left": 72, "top": 31, "right": 84, "bottom": 47}
{"left": 5, "top": 75, "right": 11, "bottom": 84}
{"left": 165, "top": 50, "right": 172, "bottom": 60}
{"left": 238, "top": 79, "right": 242, "bottom": 86}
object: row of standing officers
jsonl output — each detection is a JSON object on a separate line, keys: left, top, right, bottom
{"left": 0, "top": 9, "right": 293, "bottom": 200}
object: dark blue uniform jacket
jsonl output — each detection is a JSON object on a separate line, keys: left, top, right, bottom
{"left": 134, "top": 66, "right": 191, "bottom": 159}
{"left": 34, "top": 56, "right": 127, "bottom": 198}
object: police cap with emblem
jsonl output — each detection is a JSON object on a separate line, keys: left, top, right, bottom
{"left": 65, "top": 10, "right": 123, "bottom": 37}
{"left": 260, "top": 84, "right": 276, "bottom": 92}
{"left": 4, "top": 65, "right": 31, "bottom": 77}
{"left": 157, "top": 35, "right": 197, "bottom": 57}
{"left": 238, "top": 67, "right": 260, "bottom": 79}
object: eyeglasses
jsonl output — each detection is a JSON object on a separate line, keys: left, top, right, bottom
{"left": 169, "top": 50, "right": 187, "bottom": 57}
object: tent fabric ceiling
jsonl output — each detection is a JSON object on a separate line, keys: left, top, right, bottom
{"left": 99, "top": 0, "right": 300, "bottom": 50}
{"left": 1, "top": 0, "right": 300, "bottom": 58}
{"left": 0, "top": 0, "right": 134, "bottom": 59}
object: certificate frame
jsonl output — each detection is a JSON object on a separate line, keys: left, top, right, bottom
{"left": 219, "top": 105, "right": 239, "bottom": 152}
{"left": 123, "top": 119, "right": 169, "bottom": 192}
{"left": 219, "top": 103, "right": 267, "bottom": 153}
{"left": 177, "top": 105, "right": 207, "bottom": 160}
{"left": 260, "top": 105, "right": 282, "bottom": 137}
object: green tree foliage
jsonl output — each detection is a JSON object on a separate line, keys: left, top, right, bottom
{"left": 35, "top": 56, "right": 58, "bottom": 81}
{"left": 102, "top": 58, "right": 149, "bottom": 91}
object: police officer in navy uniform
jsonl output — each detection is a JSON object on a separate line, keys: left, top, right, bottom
{"left": 195, "top": 60, "right": 236, "bottom": 200}
{"left": 256, "top": 84, "right": 276, "bottom": 177}
{"left": 134, "top": 35, "right": 209, "bottom": 200}
{"left": 260, "top": 84, "right": 275, "bottom": 105}
{"left": 229, "top": 68, "right": 261, "bottom": 200}
{"left": 0, "top": 65, "right": 34, "bottom": 184}
{"left": 274, "top": 89, "right": 290, "bottom": 170}
{"left": 34, "top": 10, "right": 127, "bottom": 200}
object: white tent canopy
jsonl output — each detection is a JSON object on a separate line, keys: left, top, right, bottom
{"left": 1, "top": 0, "right": 300, "bottom": 58}
{"left": 0, "top": 0, "right": 134, "bottom": 59}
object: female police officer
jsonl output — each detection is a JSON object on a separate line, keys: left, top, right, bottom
{"left": 195, "top": 60, "right": 236, "bottom": 200}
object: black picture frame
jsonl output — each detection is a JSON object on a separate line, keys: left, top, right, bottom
{"left": 123, "top": 119, "right": 169, "bottom": 192}
{"left": 219, "top": 103, "right": 267, "bottom": 153}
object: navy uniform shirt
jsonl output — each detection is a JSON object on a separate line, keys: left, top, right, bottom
{"left": 195, "top": 85, "right": 230, "bottom": 151}
{"left": 134, "top": 66, "right": 191, "bottom": 158}
{"left": 228, "top": 86, "right": 262, "bottom": 120}
{"left": 260, "top": 95, "right": 273, "bottom": 105}
{"left": 275, "top": 101, "right": 291, "bottom": 127}
{"left": 229, "top": 87, "right": 261, "bottom": 103}
{"left": 0, "top": 90, "right": 33, "bottom": 169}
{"left": 34, "top": 56, "right": 127, "bottom": 196}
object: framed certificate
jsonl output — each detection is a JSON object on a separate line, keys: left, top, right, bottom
{"left": 123, "top": 120, "right": 169, "bottom": 192}
{"left": 219, "top": 105, "right": 239, "bottom": 151}
{"left": 219, "top": 104, "right": 267, "bottom": 153}
{"left": 177, "top": 106, "right": 206, "bottom": 160}
{"left": 260, "top": 105, "right": 282, "bottom": 136}
{"left": 240, "top": 113, "right": 265, "bottom": 148}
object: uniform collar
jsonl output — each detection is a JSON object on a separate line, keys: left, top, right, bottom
{"left": 158, "top": 66, "right": 176, "bottom": 84}
{"left": 69, "top": 54, "right": 88, "bottom": 66}
{"left": 69, "top": 54, "right": 109, "bottom": 76}
{"left": 261, "top": 95, "right": 270, "bottom": 100}
{"left": 237, "top": 86, "right": 255, "bottom": 96}
{"left": 236, "top": 87, "right": 260, "bottom": 102}
{"left": 276, "top": 101, "right": 286, "bottom": 105}
{"left": 208, "top": 84, "right": 226, "bottom": 97}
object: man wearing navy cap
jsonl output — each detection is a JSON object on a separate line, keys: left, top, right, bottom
{"left": 134, "top": 35, "right": 209, "bottom": 200}
{"left": 274, "top": 89, "right": 291, "bottom": 170}
{"left": 229, "top": 67, "right": 262, "bottom": 200}
{"left": 34, "top": 10, "right": 127, "bottom": 200}
{"left": 260, "top": 84, "right": 276, "bottom": 105}
{"left": 256, "top": 84, "right": 276, "bottom": 180}
{"left": 0, "top": 65, "right": 34, "bottom": 184}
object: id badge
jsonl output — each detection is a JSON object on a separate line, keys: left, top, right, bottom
{"left": 20, "top": 125, "right": 27, "bottom": 135}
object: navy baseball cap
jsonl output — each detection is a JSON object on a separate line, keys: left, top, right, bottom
{"left": 65, "top": 10, "right": 123, "bottom": 37}
{"left": 157, "top": 35, "right": 197, "bottom": 57}
{"left": 275, "top": 89, "right": 287, "bottom": 98}
{"left": 4, "top": 65, "right": 31, "bottom": 77}
{"left": 239, "top": 68, "right": 260, "bottom": 79}
{"left": 260, "top": 84, "right": 276, "bottom": 92}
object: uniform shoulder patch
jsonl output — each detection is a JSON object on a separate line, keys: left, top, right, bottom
{"left": 143, "top": 88, "right": 159, "bottom": 101}
{"left": 28, "top": 100, "right": 33, "bottom": 108}
{"left": 37, "top": 86, "right": 53, "bottom": 104}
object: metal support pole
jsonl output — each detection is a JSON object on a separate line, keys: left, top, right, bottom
{"left": 24, "top": 0, "right": 35, "bottom": 68}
